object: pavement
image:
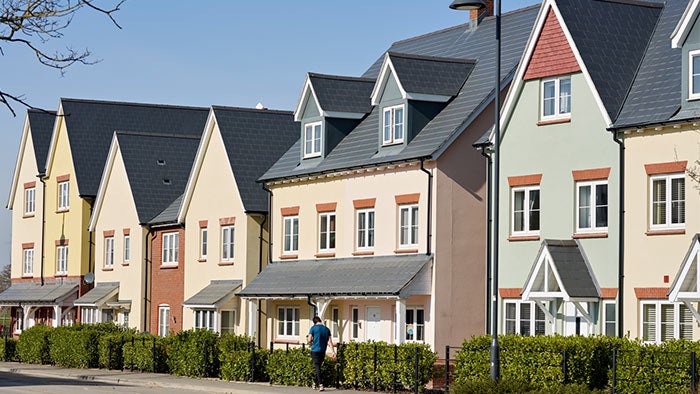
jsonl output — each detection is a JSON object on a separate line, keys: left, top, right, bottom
{"left": 0, "top": 362, "right": 358, "bottom": 393}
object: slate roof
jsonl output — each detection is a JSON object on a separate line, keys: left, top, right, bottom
{"left": 556, "top": 0, "right": 662, "bottom": 122}
{"left": 614, "top": 0, "right": 689, "bottom": 127}
{"left": 308, "top": 73, "right": 374, "bottom": 114}
{"left": 238, "top": 254, "right": 431, "bottom": 297}
{"left": 116, "top": 132, "right": 200, "bottom": 224}
{"left": 182, "top": 280, "right": 243, "bottom": 307}
{"left": 0, "top": 282, "right": 78, "bottom": 305}
{"left": 386, "top": 52, "right": 476, "bottom": 97}
{"left": 148, "top": 194, "right": 183, "bottom": 226}
{"left": 526, "top": 240, "right": 599, "bottom": 299}
{"left": 59, "top": 98, "right": 208, "bottom": 197}
{"left": 260, "top": 5, "right": 539, "bottom": 181}
{"left": 26, "top": 109, "right": 56, "bottom": 174}
{"left": 212, "top": 106, "right": 298, "bottom": 212}
{"left": 73, "top": 282, "right": 119, "bottom": 306}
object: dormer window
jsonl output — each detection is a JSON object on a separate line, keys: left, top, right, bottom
{"left": 303, "top": 121, "right": 322, "bottom": 158}
{"left": 382, "top": 104, "right": 405, "bottom": 146}
{"left": 541, "top": 76, "right": 571, "bottom": 120}
{"left": 689, "top": 50, "right": 700, "bottom": 100}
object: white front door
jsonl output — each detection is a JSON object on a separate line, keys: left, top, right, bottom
{"left": 366, "top": 306, "right": 381, "bottom": 341}
{"left": 564, "top": 302, "right": 591, "bottom": 336}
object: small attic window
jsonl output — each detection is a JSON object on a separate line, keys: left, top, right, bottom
{"left": 382, "top": 104, "right": 404, "bottom": 145}
{"left": 303, "top": 121, "right": 322, "bottom": 158}
{"left": 689, "top": 49, "right": 700, "bottom": 100}
{"left": 157, "top": 160, "right": 166, "bottom": 166}
{"left": 162, "top": 179, "right": 171, "bottom": 185}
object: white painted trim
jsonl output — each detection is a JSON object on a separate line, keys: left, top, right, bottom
{"left": 575, "top": 180, "right": 609, "bottom": 233}
{"left": 302, "top": 121, "right": 323, "bottom": 158}
{"left": 323, "top": 111, "right": 365, "bottom": 119}
{"left": 669, "top": 239, "right": 700, "bottom": 301}
{"left": 88, "top": 134, "right": 120, "bottom": 231}
{"left": 294, "top": 75, "right": 324, "bottom": 122}
{"left": 672, "top": 0, "right": 700, "bottom": 49}
{"left": 540, "top": 76, "right": 571, "bottom": 121}
{"left": 648, "top": 173, "right": 686, "bottom": 231}
{"left": 7, "top": 113, "right": 31, "bottom": 209}
{"left": 43, "top": 101, "right": 66, "bottom": 185}
{"left": 381, "top": 104, "right": 406, "bottom": 146}
{"left": 510, "top": 185, "right": 540, "bottom": 237}
{"left": 370, "top": 54, "right": 408, "bottom": 106}
{"left": 404, "top": 93, "right": 451, "bottom": 103}
{"left": 689, "top": 49, "right": 700, "bottom": 100}
{"left": 522, "top": 248, "right": 568, "bottom": 301}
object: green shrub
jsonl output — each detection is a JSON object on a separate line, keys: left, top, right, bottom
{"left": 48, "top": 326, "right": 100, "bottom": 368}
{"left": 98, "top": 332, "right": 135, "bottom": 370}
{"left": 0, "top": 336, "right": 17, "bottom": 361}
{"left": 17, "top": 325, "right": 52, "bottom": 364}
{"left": 266, "top": 347, "right": 335, "bottom": 387}
{"left": 166, "top": 329, "right": 220, "bottom": 378}
{"left": 219, "top": 334, "right": 269, "bottom": 382}
{"left": 122, "top": 334, "right": 167, "bottom": 373}
{"left": 340, "top": 341, "right": 436, "bottom": 391}
{"left": 453, "top": 380, "right": 604, "bottom": 394}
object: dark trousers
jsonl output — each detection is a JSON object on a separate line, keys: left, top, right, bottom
{"left": 311, "top": 351, "right": 325, "bottom": 386}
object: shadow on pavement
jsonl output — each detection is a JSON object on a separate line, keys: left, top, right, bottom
{"left": 0, "top": 371, "right": 130, "bottom": 388}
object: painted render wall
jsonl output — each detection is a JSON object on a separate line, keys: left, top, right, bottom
{"left": 43, "top": 115, "right": 93, "bottom": 284}
{"left": 182, "top": 122, "right": 263, "bottom": 337}
{"left": 11, "top": 126, "right": 44, "bottom": 280}
{"left": 623, "top": 125, "right": 700, "bottom": 339}
{"left": 92, "top": 149, "right": 145, "bottom": 331}
{"left": 498, "top": 73, "right": 619, "bottom": 333}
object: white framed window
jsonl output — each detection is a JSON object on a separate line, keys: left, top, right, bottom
{"left": 221, "top": 310, "right": 236, "bottom": 334}
{"left": 318, "top": 212, "right": 336, "bottom": 252}
{"left": 123, "top": 235, "right": 130, "bottom": 263}
{"left": 541, "top": 76, "right": 571, "bottom": 119}
{"left": 303, "top": 121, "right": 322, "bottom": 158}
{"left": 57, "top": 181, "right": 69, "bottom": 211}
{"left": 15, "top": 309, "right": 24, "bottom": 332}
{"left": 603, "top": 301, "right": 616, "bottom": 337}
{"left": 512, "top": 186, "right": 540, "bottom": 236}
{"left": 399, "top": 204, "right": 419, "bottom": 248}
{"left": 23, "top": 248, "right": 34, "bottom": 276}
{"left": 104, "top": 237, "right": 114, "bottom": 268}
{"left": 405, "top": 307, "right": 425, "bottom": 342}
{"left": 650, "top": 173, "right": 685, "bottom": 229}
{"left": 158, "top": 305, "right": 170, "bottom": 337}
{"left": 200, "top": 228, "right": 208, "bottom": 259}
{"left": 641, "top": 301, "right": 693, "bottom": 343}
{"left": 689, "top": 49, "right": 700, "bottom": 100}
{"left": 356, "top": 208, "right": 375, "bottom": 250}
{"left": 351, "top": 307, "right": 359, "bottom": 340}
{"left": 221, "top": 225, "right": 234, "bottom": 261}
{"left": 121, "top": 311, "right": 130, "bottom": 327}
{"left": 162, "top": 232, "right": 179, "bottom": 266}
{"left": 504, "top": 300, "right": 546, "bottom": 336}
{"left": 331, "top": 307, "right": 340, "bottom": 339}
{"left": 277, "top": 306, "right": 299, "bottom": 337}
{"left": 382, "top": 104, "right": 405, "bottom": 145}
{"left": 102, "top": 309, "right": 114, "bottom": 323}
{"left": 24, "top": 187, "right": 35, "bottom": 215}
{"left": 576, "top": 181, "right": 608, "bottom": 232}
{"left": 56, "top": 245, "right": 68, "bottom": 274}
{"left": 283, "top": 216, "right": 299, "bottom": 254}
{"left": 194, "top": 309, "right": 216, "bottom": 332}
{"left": 82, "top": 307, "right": 97, "bottom": 324}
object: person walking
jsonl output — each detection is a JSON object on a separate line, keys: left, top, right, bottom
{"left": 307, "top": 315, "right": 336, "bottom": 391}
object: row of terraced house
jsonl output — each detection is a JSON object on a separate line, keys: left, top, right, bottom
{"left": 1, "top": 0, "right": 699, "bottom": 351}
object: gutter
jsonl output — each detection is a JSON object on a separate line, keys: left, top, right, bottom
{"left": 262, "top": 184, "right": 273, "bottom": 264}
{"left": 419, "top": 158, "right": 433, "bottom": 255}
{"left": 479, "top": 146, "right": 493, "bottom": 335}
{"left": 611, "top": 129, "right": 625, "bottom": 338}
{"left": 144, "top": 227, "right": 155, "bottom": 332}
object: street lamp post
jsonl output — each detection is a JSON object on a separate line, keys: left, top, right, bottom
{"left": 449, "top": 0, "right": 501, "bottom": 382}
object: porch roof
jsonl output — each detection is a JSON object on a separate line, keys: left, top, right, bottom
{"left": 238, "top": 254, "right": 431, "bottom": 299}
{"left": 74, "top": 282, "right": 119, "bottom": 307}
{"left": 668, "top": 234, "right": 700, "bottom": 301}
{"left": 182, "top": 280, "right": 243, "bottom": 308}
{"left": 0, "top": 281, "right": 79, "bottom": 305}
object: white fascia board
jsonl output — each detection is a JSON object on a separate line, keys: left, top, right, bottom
{"left": 294, "top": 75, "right": 323, "bottom": 122}
{"left": 522, "top": 247, "right": 549, "bottom": 300}
{"left": 669, "top": 240, "right": 700, "bottom": 301}
{"left": 323, "top": 111, "right": 365, "bottom": 119}
{"left": 7, "top": 113, "right": 31, "bottom": 209}
{"left": 182, "top": 304, "right": 217, "bottom": 309}
{"left": 671, "top": 0, "right": 700, "bottom": 49}
{"left": 43, "top": 101, "right": 65, "bottom": 183}
{"left": 370, "top": 54, "right": 407, "bottom": 106}
{"left": 176, "top": 108, "right": 216, "bottom": 224}
{"left": 88, "top": 134, "right": 120, "bottom": 232}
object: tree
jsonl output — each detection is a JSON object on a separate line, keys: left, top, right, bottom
{"left": 0, "top": 0, "right": 124, "bottom": 115}
{"left": 0, "top": 264, "right": 9, "bottom": 293}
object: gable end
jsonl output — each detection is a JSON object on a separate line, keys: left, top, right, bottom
{"left": 524, "top": 8, "right": 581, "bottom": 80}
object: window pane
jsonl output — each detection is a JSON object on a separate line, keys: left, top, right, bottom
{"left": 643, "top": 304, "right": 656, "bottom": 342}
{"left": 320, "top": 215, "right": 328, "bottom": 249}
{"left": 543, "top": 81, "right": 555, "bottom": 116}
{"left": 671, "top": 178, "right": 685, "bottom": 224}
{"left": 534, "top": 306, "right": 546, "bottom": 335}
{"left": 305, "top": 126, "right": 312, "bottom": 155}
{"left": 400, "top": 208, "right": 409, "bottom": 245}
{"left": 314, "top": 124, "right": 322, "bottom": 153}
{"left": 411, "top": 207, "right": 419, "bottom": 244}
{"left": 358, "top": 212, "right": 366, "bottom": 248}
{"left": 661, "top": 304, "right": 674, "bottom": 341}
{"left": 284, "top": 219, "right": 291, "bottom": 251}
{"left": 293, "top": 219, "right": 299, "bottom": 251}
{"left": 693, "top": 55, "right": 700, "bottom": 94}
{"left": 394, "top": 107, "right": 404, "bottom": 140}
{"left": 329, "top": 214, "right": 335, "bottom": 248}
{"left": 520, "top": 303, "right": 531, "bottom": 336}
{"left": 529, "top": 190, "right": 540, "bottom": 231}
{"left": 596, "top": 184, "right": 608, "bottom": 228}
{"left": 559, "top": 78, "right": 571, "bottom": 114}
{"left": 384, "top": 111, "right": 392, "bottom": 142}
{"left": 578, "top": 185, "right": 591, "bottom": 229}
{"left": 368, "top": 211, "right": 375, "bottom": 247}
{"left": 680, "top": 305, "right": 693, "bottom": 340}
{"left": 652, "top": 179, "right": 667, "bottom": 225}
{"left": 514, "top": 191, "right": 525, "bottom": 232}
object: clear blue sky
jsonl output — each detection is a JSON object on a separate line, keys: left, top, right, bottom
{"left": 0, "top": 0, "right": 540, "bottom": 266}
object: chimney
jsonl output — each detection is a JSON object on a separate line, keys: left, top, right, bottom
{"left": 470, "top": 0, "right": 493, "bottom": 20}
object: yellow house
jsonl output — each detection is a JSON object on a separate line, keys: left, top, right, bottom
{"left": 176, "top": 106, "right": 297, "bottom": 344}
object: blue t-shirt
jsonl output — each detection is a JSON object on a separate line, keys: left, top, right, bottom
{"left": 309, "top": 324, "right": 331, "bottom": 353}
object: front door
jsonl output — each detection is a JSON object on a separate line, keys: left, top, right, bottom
{"left": 564, "top": 302, "right": 591, "bottom": 336}
{"left": 366, "top": 306, "right": 381, "bottom": 341}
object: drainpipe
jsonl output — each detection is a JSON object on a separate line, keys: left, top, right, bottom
{"left": 87, "top": 199, "right": 95, "bottom": 294}
{"left": 480, "top": 146, "right": 493, "bottom": 335}
{"left": 144, "top": 227, "right": 155, "bottom": 332}
{"left": 612, "top": 130, "right": 625, "bottom": 338}
{"left": 38, "top": 175, "right": 46, "bottom": 286}
{"left": 419, "top": 158, "right": 433, "bottom": 255}
{"left": 257, "top": 213, "right": 267, "bottom": 347}
{"left": 307, "top": 295, "right": 317, "bottom": 317}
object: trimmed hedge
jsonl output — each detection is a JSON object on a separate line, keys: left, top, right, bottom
{"left": 17, "top": 325, "right": 52, "bottom": 364}
{"left": 0, "top": 336, "right": 17, "bottom": 361}
{"left": 219, "top": 334, "right": 269, "bottom": 382}
{"left": 267, "top": 347, "right": 335, "bottom": 387}
{"left": 48, "top": 326, "right": 100, "bottom": 368}
{"left": 98, "top": 332, "right": 136, "bottom": 370}
{"left": 122, "top": 334, "right": 168, "bottom": 373}
{"left": 166, "top": 329, "right": 219, "bottom": 378}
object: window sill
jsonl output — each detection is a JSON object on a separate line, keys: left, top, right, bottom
{"left": 508, "top": 235, "right": 540, "bottom": 242}
{"left": 122, "top": 262, "right": 130, "bottom": 266}
{"left": 274, "top": 338, "right": 301, "bottom": 344}
{"left": 280, "top": 254, "right": 298, "bottom": 260}
{"left": 572, "top": 232, "right": 608, "bottom": 239}
{"left": 218, "top": 261, "right": 234, "bottom": 266}
{"left": 21, "top": 275, "right": 34, "bottom": 279}
{"left": 197, "top": 258, "right": 207, "bottom": 263}
{"left": 56, "top": 208, "right": 69, "bottom": 213}
{"left": 315, "top": 252, "right": 335, "bottom": 258}
{"left": 394, "top": 248, "right": 419, "bottom": 254}
{"left": 160, "top": 264, "right": 179, "bottom": 269}
{"left": 55, "top": 273, "right": 67, "bottom": 277}
{"left": 352, "top": 251, "right": 375, "bottom": 256}
{"left": 22, "top": 214, "right": 35, "bottom": 219}
{"left": 646, "top": 228, "right": 685, "bottom": 236}
{"left": 102, "top": 267, "right": 114, "bottom": 271}
{"left": 537, "top": 117, "right": 571, "bottom": 126}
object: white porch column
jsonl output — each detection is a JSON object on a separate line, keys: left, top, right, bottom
{"left": 247, "top": 299, "right": 258, "bottom": 339}
{"left": 314, "top": 298, "right": 331, "bottom": 320}
{"left": 53, "top": 305, "right": 61, "bottom": 327}
{"left": 394, "top": 299, "right": 406, "bottom": 344}
{"left": 22, "top": 305, "right": 34, "bottom": 330}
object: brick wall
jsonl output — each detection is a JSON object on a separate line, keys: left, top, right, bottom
{"left": 150, "top": 226, "right": 185, "bottom": 334}
{"left": 524, "top": 8, "right": 581, "bottom": 80}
